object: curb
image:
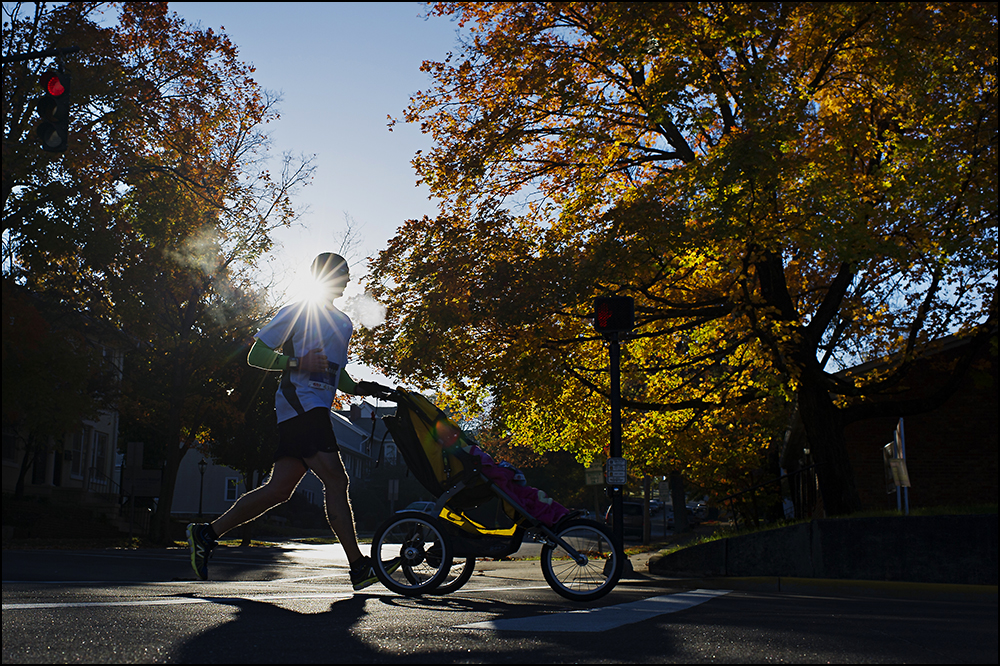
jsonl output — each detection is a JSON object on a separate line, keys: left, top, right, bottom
{"left": 637, "top": 573, "right": 999, "bottom": 601}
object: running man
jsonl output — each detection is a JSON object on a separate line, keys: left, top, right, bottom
{"left": 186, "top": 252, "right": 397, "bottom": 590}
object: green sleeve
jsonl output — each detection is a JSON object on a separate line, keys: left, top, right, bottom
{"left": 247, "top": 338, "right": 287, "bottom": 371}
{"left": 339, "top": 370, "right": 357, "bottom": 394}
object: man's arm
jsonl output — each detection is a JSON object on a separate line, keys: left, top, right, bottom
{"left": 339, "top": 371, "right": 385, "bottom": 397}
{"left": 247, "top": 338, "right": 289, "bottom": 371}
{"left": 338, "top": 370, "right": 358, "bottom": 394}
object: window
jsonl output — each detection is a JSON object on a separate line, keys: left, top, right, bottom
{"left": 70, "top": 427, "right": 90, "bottom": 478}
{"left": 91, "top": 432, "right": 109, "bottom": 481}
{"left": 225, "top": 477, "right": 240, "bottom": 502}
{"left": 2, "top": 426, "right": 17, "bottom": 463}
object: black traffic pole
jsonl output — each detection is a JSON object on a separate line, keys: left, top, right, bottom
{"left": 609, "top": 330, "right": 624, "bottom": 552}
{"left": 1, "top": 45, "right": 80, "bottom": 64}
{"left": 593, "top": 296, "right": 634, "bottom": 557}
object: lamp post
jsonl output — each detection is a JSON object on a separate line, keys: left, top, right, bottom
{"left": 198, "top": 459, "right": 207, "bottom": 519}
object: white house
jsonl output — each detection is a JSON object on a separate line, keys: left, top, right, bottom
{"left": 170, "top": 404, "right": 379, "bottom": 519}
{"left": 2, "top": 407, "right": 123, "bottom": 501}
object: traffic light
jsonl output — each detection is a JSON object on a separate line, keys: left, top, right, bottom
{"left": 36, "top": 69, "right": 71, "bottom": 152}
{"left": 593, "top": 296, "right": 635, "bottom": 334}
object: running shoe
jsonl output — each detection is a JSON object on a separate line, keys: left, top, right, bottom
{"left": 350, "top": 555, "right": 401, "bottom": 591}
{"left": 186, "top": 523, "right": 216, "bottom": 581}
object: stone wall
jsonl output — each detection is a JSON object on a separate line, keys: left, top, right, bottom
{"left": 650, "top": 514, "right": 998, "bottom": 585}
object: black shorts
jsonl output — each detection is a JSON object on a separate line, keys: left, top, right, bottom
{"left": 275, "top": 407, "right": 339, "bottom": 463}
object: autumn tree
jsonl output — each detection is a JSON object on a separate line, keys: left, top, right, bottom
{"left": 1, "top": 279, "right": 121, "bottom": 497}
{"left": 3, "top": 2, "right": 312, "bottom": 540}
{"left": 360, "top": 2, "right": 998, "bottom": 515}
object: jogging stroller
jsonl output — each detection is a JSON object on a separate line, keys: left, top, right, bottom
{"left": 367, "top": 386, "right": 624, "bottom": 602}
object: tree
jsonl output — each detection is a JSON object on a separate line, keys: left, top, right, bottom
{"left": 3, "top": 3, "right": 313, "bottom": 540}
{"left": 361, "top": 3, "right": 997, "bottom": 515}
{"left": 1, "top": 279, "right": 119, "bottom": 497}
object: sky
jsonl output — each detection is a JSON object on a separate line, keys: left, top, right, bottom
{"left": 168, "top": 2, "right": 464, "bottom": 384}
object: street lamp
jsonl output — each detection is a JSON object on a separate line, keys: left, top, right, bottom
{"left": 198, "top": 459, "right": 208, "bottom": 519}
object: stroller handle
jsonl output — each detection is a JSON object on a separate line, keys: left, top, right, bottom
{"left": 355, "top": 381, "right": 399, "bottom": 401}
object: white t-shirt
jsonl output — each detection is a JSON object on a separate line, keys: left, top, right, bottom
{"left": 254, "top": 300, "right": 353, "bottom": 423}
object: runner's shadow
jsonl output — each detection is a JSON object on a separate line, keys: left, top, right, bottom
{"left": 171, "top": 590, "right": 583, "bottom": 663}
{"left": 172, "top": 592, "right": 545, "bottom": 664}
{"left": 173, "top": 594, "right": 380, "bottom": 663}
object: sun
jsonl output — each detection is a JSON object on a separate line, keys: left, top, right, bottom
{"left": 291, "top": 274, "right": 355, "bottom": 307}
{"left": 297, "top": 277, "right": 331, "bottom": 306}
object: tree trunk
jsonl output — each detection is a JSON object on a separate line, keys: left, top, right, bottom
{"left": 14, "top": 433, "right": 35, "bottom": 499}
{"left": 796, "top": 377, "right": 862, "bottom": 516}
{"left": 150, "top": 408, "right": 186, "bottom": 544}
{"left": 642, "top": 475, "right": 651, "bottom": 545}
{"left": 670, "top": 471, "right": 689, "bottom": 533}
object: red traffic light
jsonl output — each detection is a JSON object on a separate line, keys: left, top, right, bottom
{"left": 36, "top": 69, "right": 71, "bottom": 152}
{"left": 42, "top": 71, "right": 67, "bottom": 96}
{"left": 593, "top": 296, "right": 635, "bottom": 334}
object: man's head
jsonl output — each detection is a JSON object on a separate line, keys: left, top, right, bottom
{"left": 311, "top": 252, "right": 350, "bottom": 299}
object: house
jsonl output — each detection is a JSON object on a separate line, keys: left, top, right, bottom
{"left": 338, "top": 402, "right": 398, "bottom": 468}
{"left": 2, "top": 284, "right": 128, "bottom": 522}
{"left": 782, "top": 333, "right": 998, "bottom": 516}
{"left": 169, "top": 403, "right": 381, "bottom": 521}
{"left": 2, "top": 408, "right": 123, "bottom": 502}
{"left": 840, "top": 335, "right": 998, "bottom": 511}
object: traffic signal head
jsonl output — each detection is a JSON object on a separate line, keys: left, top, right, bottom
{"left": 593, "top": 296, "right": 635, "bottom": 334}
{"left": 36, "top": 69, "right": 71, "bottom": 152}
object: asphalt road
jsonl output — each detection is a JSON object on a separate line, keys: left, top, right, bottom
{"left": 3, "top": 542, "right": 996, "bottom": 663}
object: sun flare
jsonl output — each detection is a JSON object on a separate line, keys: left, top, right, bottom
{"left": 298, "top": 278, "right": 332, "bottom": 306}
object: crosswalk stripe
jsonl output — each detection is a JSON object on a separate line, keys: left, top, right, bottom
{"left": 455, "top": 589, "right": 732, "bottom": 632}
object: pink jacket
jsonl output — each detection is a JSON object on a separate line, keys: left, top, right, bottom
{"left": 468, "top": 444, "right": 570, "bottom": 526}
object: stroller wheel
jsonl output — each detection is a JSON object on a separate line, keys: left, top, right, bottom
{"left": 372, "top": 511, "right": 453, "bottom": 596}
{"left": 431, "top": 557, "right": 475, "bottom": 595}
{"left": 541, "top": 519, "right": 623, "bottom": 602}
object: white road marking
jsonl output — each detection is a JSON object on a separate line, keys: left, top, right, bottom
{"left": 456, "top": 589, "right": 732, "bottom": 632}
{"left": 2, "top": 592, "right": 356, "bottom": 611}
{"left": 4, "top": 597, "right": 214, "bottom": 610}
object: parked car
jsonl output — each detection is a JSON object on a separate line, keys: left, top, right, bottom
{"left": 603, "top": 502, "right": 645, "bottom": 532}
{"left": 663, "top": 504, "right": 701, "bottom": 528}
{"left": 401, "top": 501, "right": 436, "bottom": 514}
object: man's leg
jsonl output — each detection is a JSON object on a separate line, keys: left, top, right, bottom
{"left": 305, "top": 449, "right": 363, "bottom": 563}
{"left": 305, "top": 449, "right": 399, "bottom": 591}
{"left": 211, "top": 457, "right": 308, "bottom": 538}
{"left": 187, "top": 458, "right": 306, "bottom": 580}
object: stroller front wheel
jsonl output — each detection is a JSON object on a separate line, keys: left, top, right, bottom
{"left": 372, "top": 511, "right": 453, "bottom": 596}
{"left": 540, "top": 519, "right": 623, "bottom": 602}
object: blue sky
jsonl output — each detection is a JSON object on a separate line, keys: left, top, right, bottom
{"left": 169, "top": 2, "right": 462, "bottom": 383}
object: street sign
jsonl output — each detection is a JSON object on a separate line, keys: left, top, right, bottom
{"left": 585, "top": 464, "right": 604, "bottom": 486}
{"left": 605, "top": 457, "right": 627, "bottom": 485}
